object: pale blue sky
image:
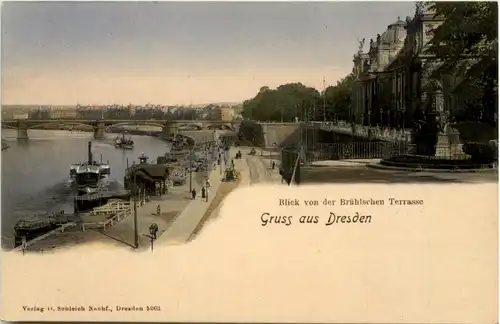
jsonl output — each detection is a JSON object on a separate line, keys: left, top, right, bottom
{"left": 2, "top": 1, "right": 415, "bottom": 105}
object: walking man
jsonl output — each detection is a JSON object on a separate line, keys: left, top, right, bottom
{"left": 191, "top": 188, "right": 197, "bottom": 200}
{"left": 156, "top": 204, "right": 161, "bottom": 217}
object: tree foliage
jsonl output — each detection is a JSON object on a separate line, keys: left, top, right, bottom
{"left": 242, "top": 76, "right": 355, "bottom": 122}
{"left": 324, "top": 74, "right": 355, "bottom": 121}
{"left": 426, "top": 1, "right": 498, "bottom": 124}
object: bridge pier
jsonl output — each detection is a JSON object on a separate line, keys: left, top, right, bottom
{"left": 162, "top": 122, "right": 179, "bottom": 138}
{"left": 94, "top": 121, "right": 106, "bottom": 139}
{"left": 16, "top": 120, "right": 29, "bottom": 140}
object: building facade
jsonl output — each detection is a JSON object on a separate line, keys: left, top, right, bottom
{"left": 220, "top": 107, "right": 235, "bottom": 121}
{"left": 208, "top": 105, "right": 235, "bottom": 121}
{"left": 49, "top": 107, "right": 78, "bottom": 119}
{"left": 351, "top": 4, "right": 447, "bottom": 130}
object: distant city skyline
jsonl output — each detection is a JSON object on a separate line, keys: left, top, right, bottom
{"left": 2, "top": 1, "right": 415, "bottom": 105}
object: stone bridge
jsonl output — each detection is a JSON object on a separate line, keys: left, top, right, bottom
{"left": 1, "top": 119, "right": 239, "bottom": 139}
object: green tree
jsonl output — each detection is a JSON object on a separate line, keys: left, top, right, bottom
{"left": 242, "top": 83, "right": 321, "bottom": 122}
{"left": 426, "top": 1, "right": 498, "bottom": 124}
{"left": 323, "top": 74, "right": 355, "bottom": 121}
{"left": 241, "top": 76, "right": 357, "bottom": 123}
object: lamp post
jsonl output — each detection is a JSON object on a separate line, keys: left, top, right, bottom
{"left": 402, "top": 107, "right": 406, "bottom": 140}
{"left": 149, "top": 223, "right": 158, "bottom": 252}
{"left": 205, "top": 148, "right": 209, "bottom": 202}
{"left": 323, "top": 76, "right": 326, "bottom": 122}
{"left": 187, "top": 152, "right": 195, "bottom": 192}
{"left": 219, "top": 151, "right": 223, "bottom": 176}
{"left": 133, "top": 165, "right": 139, "bottom": 249}
{"left": 270, "top": 142, "right": 277, "bottom": 167}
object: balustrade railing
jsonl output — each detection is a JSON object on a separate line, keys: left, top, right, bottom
{"left": 309, "top": 120, "right": 412, "bottom": 142}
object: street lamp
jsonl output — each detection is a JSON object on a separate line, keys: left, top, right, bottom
{"left": 149, "top": 223, "right": 158, "bottom": 252}
{"left": 187, "top": 152, "right": 195, "bottom": 192}
{"left": 132, "top": 166, "right": 139, "bottom": 249}
{"left": 270, "top": 142, "right": 277, "bottom": 167}
{"left": 401, "top": 107, "right": 406, "bottom": 136}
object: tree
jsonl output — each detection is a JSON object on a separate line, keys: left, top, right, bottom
{"left": 323, "top": 74, "right": 355, "bottom": 121}
{"left": 426, "top": 1, "right": 498, "bottom": 124}
{"left": 242, "top": 83, "right": 321, "bottom": 122}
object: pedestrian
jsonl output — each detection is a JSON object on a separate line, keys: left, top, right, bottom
{"left": 156, "top": 204, "right": 161, "bottom": 217}
{"left": 272, "top": 161, "right": 275, "bottom": 169}
{"left": 231, "top": 159, "right": 235, "bottom": 167}
{"left": 201, "top": 186, "right": 206, "bottom": 199}
{"left": 191, "top": 188, "right": 197, "bottom": 200}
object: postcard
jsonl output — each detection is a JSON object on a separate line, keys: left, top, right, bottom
{"left": 1, "top": 1, "right": 498, "bottom": 323}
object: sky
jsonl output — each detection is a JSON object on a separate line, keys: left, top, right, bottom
{"left": 1, "top": 1, "right": 416, "bottom": 105}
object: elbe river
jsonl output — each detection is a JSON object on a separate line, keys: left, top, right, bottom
{"left": 1, "top": 128, "right": 218, "bottom": 248}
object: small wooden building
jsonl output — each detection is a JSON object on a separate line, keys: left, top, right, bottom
{"left": 124, "top": 156, "right": 170, "bottom": 196}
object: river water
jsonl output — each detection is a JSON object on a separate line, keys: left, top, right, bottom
{"left": 1, "top": 129, "right": 218, "bottom": 248}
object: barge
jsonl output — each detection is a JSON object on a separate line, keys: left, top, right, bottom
{"left": 13, "top": 212, "right": 74, "bottom": 247}
{"left": 74, "top": 190, "right": 132, "bottom": 213}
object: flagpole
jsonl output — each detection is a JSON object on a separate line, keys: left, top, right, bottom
{"left": 322, "top": 76, "right": 326, "bottom": 122}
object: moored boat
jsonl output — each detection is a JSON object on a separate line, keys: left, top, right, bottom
{"left": 70, "top": 142, "right": 111, "bottom": 178}
{"left": 13, "top": 211, "right": 71, "bottom": 247}
{"left": 115, "top": 133, "right": 134, "bottom": 149}
{"left": 71, "top": 141, "right": 131, "bottom": 213}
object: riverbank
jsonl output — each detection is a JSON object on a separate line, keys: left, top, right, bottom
{"left": 14, "top": 141, "right": 225, "bottom": 252}
{"left": 16, "top": 165, "right": 214, "bottom": 252}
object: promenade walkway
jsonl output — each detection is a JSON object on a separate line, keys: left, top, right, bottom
{"left": 159, "top": 158, "right": 225, "bottom": 245}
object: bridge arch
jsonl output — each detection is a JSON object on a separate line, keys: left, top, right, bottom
{"left": 207, "top": 124, "right": 233, "bottom": 130}
{"left": 105, "top": 121, "right": 165, "bottom": 131}
{"left": 29, "top": 122, "right": 95, "bottom": 130}
{"left": 178, "top": 123, "right": 203, "bottom": 130}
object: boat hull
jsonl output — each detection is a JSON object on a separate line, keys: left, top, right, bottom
{"left": 14, "top": 224, "right": 60, "bottom": 247}
{"left": 74, "top": 191, "right": 132, "bottom": 213}
{"left": 120, "top": 144, "right": 134, "bottom": 150}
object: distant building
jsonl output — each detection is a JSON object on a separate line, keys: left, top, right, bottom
{"left": 77, "top": 106, "right": 103, "bottom": 120}
{"left": 220, "top": 107, "right": 235, "bottom": 121}
{"left": 28, "top": 107, "right": 51, "bottom": 120}
{"left": 208, "top": 105, "right": 235, "bottom": 121}
{"left": 49, "top": 107, "right": 78, "bottom": 119}
{"left": 12, "top": 112, "right": 29, "bottom": 120}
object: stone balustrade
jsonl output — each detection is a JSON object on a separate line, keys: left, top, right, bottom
{"left": 310, "top": 120, "right": 412, "bottom": 142}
